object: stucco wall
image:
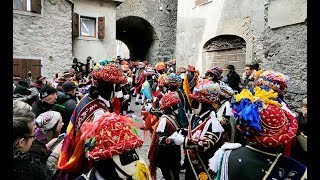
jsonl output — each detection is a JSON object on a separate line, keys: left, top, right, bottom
{"left": 116, "top": 0, "right": 178, "bottom": 65}
{"left": 175, "top": 0, "right": 265, "bottom": 75}
{"left": 175, "top": 0, "right": 307, "bottom": 111}
{"left": 73, "top": 0, "right": 118, "bottom": 63}
{"left": 13, "top": 0, "right": 73, "bottom": 79}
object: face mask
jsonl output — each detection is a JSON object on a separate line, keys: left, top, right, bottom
{"left": 112, "top": 150, "right": 139, "bottom": 179}
{"left": 191, "top": 101, "right": 202, "bottom": 115}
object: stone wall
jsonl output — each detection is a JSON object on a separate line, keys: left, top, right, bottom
{"left": 116, "top": 0, "right": 178, "bottom": 65}
{"left": 13, "top": 0, "right": 73, "bottom": 78}
{"left": 252, "top": 0, "right": 307, "bottom": 111}
{"left": 175, "top": 0, "right": 307, "bottom": 111}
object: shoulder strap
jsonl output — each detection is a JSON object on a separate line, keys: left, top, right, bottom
{"left": 161, "top": 114, "right": 179, "bottom": 130}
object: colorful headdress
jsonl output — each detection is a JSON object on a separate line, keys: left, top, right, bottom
{"left": 189, "top": 79, "right": 221, "bottom": 104}
{"left": 122, "top": 64, "right": 130, "bottom": 72}
{"left": 145, "top": 67, "right": 155, "bottom": 76}
{"left": 164, "top": 73, "right": 182, "bottom": 87}
{"left": 177, "top": 67, "right": 186, "bottom": 73}
{"left": 81, "top": 112, "right": 143, "bottom": 160}
{"left": 255, "top": 70, "right": 288, "bottom": 94}
{"left": 120, "top": 60, "right": 128, "bottom": 65}
{"left": 159, "top": 92, "right": 181, "bottom": 110}
{"left": 233, "top": 86, "right": 297, "bottom": 147}
{"left": 155, "top": 62, "right": 166, "bottom": 71}
{"left": 91, "top": 63, "right": 127, "bottom": 84}
{"left": 219, "top": 81, "right": 235, "bottom": 99}
{"left": 157, "top": 74, "right": 167, "bottom": 87}
{"left": 187, "top": 65, "right": 196, "bottom": 72}
{"left": 206, "top": 66, "right": 223, "bottom": 79}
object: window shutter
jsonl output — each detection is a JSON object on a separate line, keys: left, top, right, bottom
{"left": 73, "top": 13, "right": 79, "bottom": 37}
{"left": 98, "top": 17, "right": 105, "bottom": 39}
{"left": 31, "top": 0, "right": 42, "bottom": 14}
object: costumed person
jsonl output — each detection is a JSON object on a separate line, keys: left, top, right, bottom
{"left": 121, "top": 64, "right": 134, "bottom": 114}
{"left": 182, "top": 65, "right": 199, "bottom": 114}
{"left": 153, "top": 62, "right": 167, "bottom": 98}
{"left": 140, "top": 67, "right": 156, "bottom": 105}
{"left": 134, "top": 62, "right": 146, "bottom": 105}
{"left": 75, "top": 112, "right": 151, "bottom": 180}
{"left": 164, "top": 73, "right": 190, "bottom": 115}
{"left": 216, "top": 81, "right": 237, "bottom": 143}
{"left": 208, "top": 70, "right": 307, "bottom": 180}
{"left": 205, "top": 66, "right": 223, "bottom": 83}
{"left": 169, "top": 79, "right": 225, "bottom": 180}
{"left": 56, "top": 63, "right": 127, "bottom": 179}
{"left": 148, "top": 92, "right": 189, "bottom": 180}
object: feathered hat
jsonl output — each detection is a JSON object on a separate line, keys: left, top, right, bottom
{"left": 91, "top": 63, "right": 127, "bottom": 84}
{"left": 164, "top": 73, "right": 182, "bottom": 87}
{"left": 81, "top": 112, "right": 143, "bottom": 160}
{"left": 154, "top": 62, "right": 166, "bottom": 71}
{"left": 189, "top": 79, "right": 221, "bottom": 104}
{"left": 255, "top": 70, "right": 288, "bottom": 94}
{"left": 159, "top": 92, "right": 181, "bottom": 110}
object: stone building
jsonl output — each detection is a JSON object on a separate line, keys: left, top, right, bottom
{"left": 175, "top": 0, "right": 307, "bottom": 111}
{"left": 13, "top": 0, "right": 123, "bottom": 80}
{"left": 116, "top": 0, "right": 178, "bottom": 65}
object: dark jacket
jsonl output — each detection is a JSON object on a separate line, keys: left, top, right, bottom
{"left": 12, "top": 150, "right": 53, "bottom": 180}
{"left": 53, "top": 91, "right": 78, "bottom": 133}
{"left": 32, "top": 100, "right": 55, "bottom": 117}
{"left": 227, "top": 71, "right": 242, "bottom": 93}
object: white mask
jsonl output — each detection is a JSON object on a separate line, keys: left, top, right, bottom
{"left": 191, "top": 102, "right": 202, "bottom": 115}
{"left": 112, "top": 150, "right": 139, "bottom": 179}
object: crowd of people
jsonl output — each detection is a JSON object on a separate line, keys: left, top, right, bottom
{"left": 12, "top": 56, "right": 307, "bottom": 180}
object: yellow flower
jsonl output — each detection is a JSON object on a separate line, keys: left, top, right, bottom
{"left": 198, "top": 172, "right": 208, "bottom": 180}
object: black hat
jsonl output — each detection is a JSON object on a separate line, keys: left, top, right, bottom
{"left": 62, "top": 81, "right": 77, "bottom": 92}
{"left": 39, "top": 84, "right": 57, "bottom": 99}
{"left": 18, "top": 80, "right": 30, "bottom": 88}
{"left": 14, "top": 85, "right": 31, "bottom": 95}
{"left": 227, "top": 64, "right": 235, "bottom": 70}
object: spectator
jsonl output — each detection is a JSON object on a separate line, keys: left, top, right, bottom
{"left": 226, "top": 64, "right": 242, "bottom": 93}
{"left": 291, "top": 97, "right": 308, "bottom": 165}
{"left": 241, "top": 64, "right": 255, "bottom": 89}
{"left": 12, "top": 100, "right": 53, "bottom": 180}
{"left": 32, "top": 84, "right": 58, "bottom": 117}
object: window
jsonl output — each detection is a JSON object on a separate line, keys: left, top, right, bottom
{"left": 80, "top": 16, "right": 96, "bottom": 38}
{"left": 13, "top": 0, "right": 42, "bottom": 14}
{"left": 73, "top": 13, "right": 105, "bottom": 40}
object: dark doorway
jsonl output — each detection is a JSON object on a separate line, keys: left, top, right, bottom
{"left": 116, "top": 16, "right": 155, "bottom": 61}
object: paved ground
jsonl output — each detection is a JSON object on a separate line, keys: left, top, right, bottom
{"left": 129, "top": 98, "right": 186, "bottom": 180}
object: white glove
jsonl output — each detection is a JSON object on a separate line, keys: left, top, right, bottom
{"left": 144, "top": 103, "right": 152, "bottom": 112}
{"left": 123, "top": 94, "right": 130, "bottom": 100}
{"left": 168, "top": 130, "right": 185, "bottom": 145}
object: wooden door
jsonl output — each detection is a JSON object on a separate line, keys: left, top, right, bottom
{"left": 13, "top": 59, "right": 42, "bottom": 80}
{"left": 205, "top": 48, "right": 246, "bottom": 76}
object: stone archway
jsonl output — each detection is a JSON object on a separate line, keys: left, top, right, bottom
{"left": 116, "top": 16, "right": 156, "bottom": 61}
{"left": 203, "top": 35, "right": 246, "bottom": 76}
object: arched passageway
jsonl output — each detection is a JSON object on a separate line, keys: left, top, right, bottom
{"left": 116, "top": 16, "right": 155, "bottom": 61}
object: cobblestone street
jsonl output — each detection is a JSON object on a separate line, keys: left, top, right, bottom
{"left": 130, "top": 99, "right": 185, "bottom": 180}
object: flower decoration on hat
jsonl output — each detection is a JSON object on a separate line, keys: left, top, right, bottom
{"left": 155, "top": 62, "right": 166, "bottom": 71}
{"left": 177, "top": 67, "right": 186, "bottom": 74}
{"left": 145, "top": 67, "right": 155, "bottom": 76}
{"left": 159, "top": 92, "right": 181, "bottom": 110}
{"left": 206, "top": 66, "right": 223, "bottom": 80}
{"left": 164, "top": 73, "right": 182, "bottom": 87}
{"left": 189, "top": 79, "right": 221, "bottom": 104}
{"left": 187, "top": 65, "right": 196, "bottom": 72}
{"left": 91, "top": 63, "right": 127, "bottom": 84}
{"left": 255, "top": 70, "right": 288, "bottom": 94}
{"left": 232, "top": 86, "right": 297, "bottom": 147}
{"left": 120, "top": 60, "right": 128, "bottom": 65}
{"left": 157, "top": 74, "right": 167, "bottom": 87}
{"left": 81, "top": 112, "right": 143, "bottom": 160}
{"left": 219, "top": 81, "right": 235, "bottom": 99}
{"left": 122, "top": 65, "right": 130, "bottom": 72}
